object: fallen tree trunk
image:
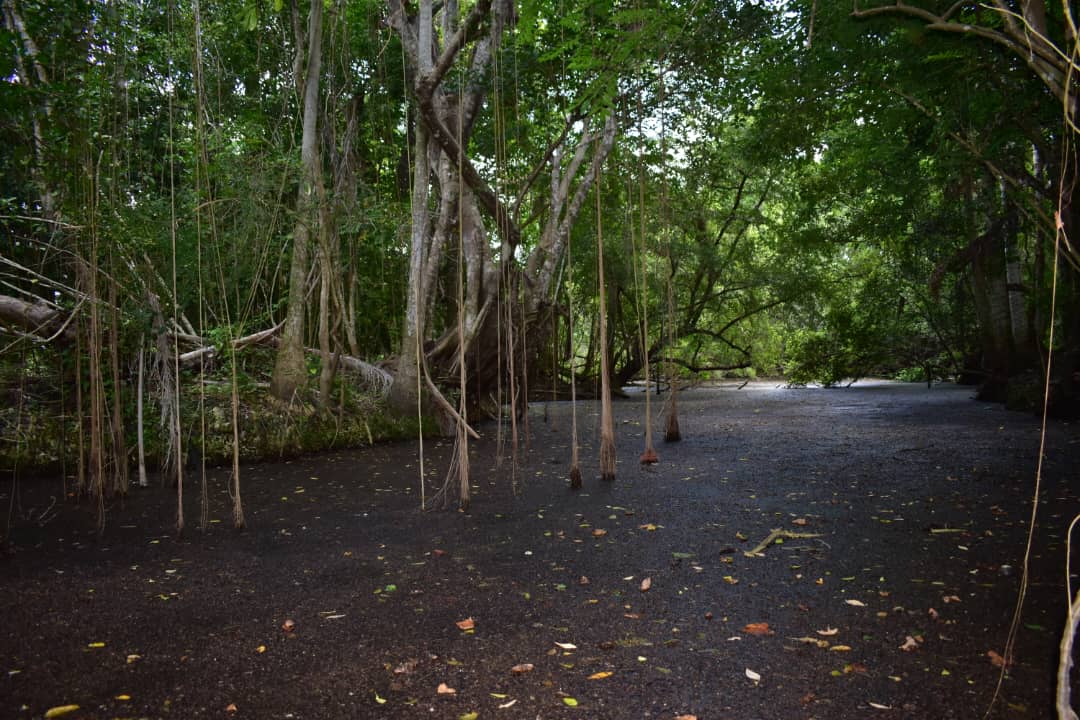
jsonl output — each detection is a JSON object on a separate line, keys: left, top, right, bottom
{"left": 0, "top": 293, "right": 77, "bottom": 342}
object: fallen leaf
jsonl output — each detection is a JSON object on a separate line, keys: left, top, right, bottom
{"left": 394, "top": 659, "right": 418, "bottom": 675}
{"left": 126, "top": 654, "right": 141, "bottom": 664}
{"left": 579, "top": 576, "right": 590, "bottom": 585}
{"left": 987, "top": 649, "right": 1010, "bottom": 668}
{"left": 592, "top": 529, "right": 608, "bottom": 537}
{"left": 745, "top": 668, "right": 762, "bottom": 682}
{"left": 374, "top": 691, "right": 387, "bottom": 704}
{"left": 869, "top": 702, "right": 892, "bottom": 710}
{"left": 225, "top": 703, "right": 238, "bottom": 713}
{"left": 562, "top": 697, "right": 579, "bottom": 707}
{"left": 87, "top": 642, "right": 105, "bottom": 648}
{"left": 498, "top": 699, "right": 518, "bottom": 709}
{"left": 587, "top": 671, "right": 613, "bottom": 680}
{"left": 792, "top": 518, "right": 809, "bottom": 526}
{"left": 256, "top": 645, "right": 266, "bottom": 654}
{"left": 675, "top": 716, "right": 699, "bottom": 720}
{"left": 640, "top": 577, "right": 652, "bottom": 592}
{"left": 459, "top": 713, "right": 479, "bottom": 720}
{"left": 799, "top": 691, "right": 816, "bottom": 705}
{"left": 723, "top": 575, "right": 739, "bottom": 585}
{"left": 943, "top": 595, "right": 961, "bottom": 604}
{"left": 743, "top": 622, "right": 773, "bottom": 636}
{"left": 828, "top": 645, "right": 852, "bottom": 652}
{"left": 899, "top": 636, "right": 921, "bottom": 652}
{"left": 817, "top": 627, "right": 839, "bottom": 636}
{"left": 845, "top": 663, "right": 868, "bottom": 674}
{"left": 281, "top": 618, "right": 296, "bottom": 632}
{"left": 433, "top": 548, "right": 448, "bottom": 556}
{"left": 115, "top": 694, "right": 131, "bottom": 701}
{"left": 44, "top": 706, "right": 80, "bottom": 719}
{"left": 844, "top": 599, "right": 866, "bottom": 607}
{"left": 789, "top": 636, "right": 829, "bottom": 648}
{"left": 639, "top": 523, "right": 659, "bottom": 531}
{"left": 456, "top": 618, "right": 475, "bottom": 631}
{"left": 554, "top": 642, "right": 577, "bottom": 650}
{"left": 928, "top": 607, "right": 939, "bottom": 620}
{"left": 510, "top": 663, "right": 534, "bottom": 674}
{"left": 437, "top": 683, "right": 457, "bottom": 695}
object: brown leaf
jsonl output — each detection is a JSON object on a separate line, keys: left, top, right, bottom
{"left": 281, "top": 618, "right": 296, "bottom": 632}
{"left": 510, "top": 663, "right": 534, "bottom": 675}
{"left": 675, "top": 716, "right": 699, "bottom": 720}
{"left": 799, "top": 692, "right": 816, "bottom": 706}
{"left": 579, "top": 576, "right": 590, "bottom": 585}
{"left": 587, "top": 671, "right": 613, "bottom": 680}
{"left": 928, "top": 607, "right": 939, "bottom": 620}
{"left": 592, "top": 528, "right": 608, "bottom": 537}
{"left": 987, "top": 650, "right": 1010, "bottom": 668}
{"left": 816, "top": 627, "right": 839, "bottom": 636}
{"left": 437, "top": 682, "right": 457, "bottom": 695}
{"left": 640, "top": 577, "right": 652, "bottom": 592}
{"left": 792, "top": 518, "right": 809, "bottom": 526}
{"left": 455, "top": 618, "right": 475, "bottom": 631}
{"left": 225, "top": 704, "right": 238, "bottom": 714}
{"left": 432, "top": 549, "right": 448, "bottom": 557}
{"left": 743, "top": 622, "right": 773, "bottom": 636}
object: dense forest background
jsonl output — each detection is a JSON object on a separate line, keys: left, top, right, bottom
{"left": 2, "top": 0, "right": 1078, "bottom": 518}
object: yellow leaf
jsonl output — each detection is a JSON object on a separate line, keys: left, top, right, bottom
{"left": 115, "top": 694, "right": 131, "bottom": 701}
{"left": 87, "top": 642, "right": 105, "bottom": 648}
{"left": 588, "top": 671, "right": 613, "bottom": 680}
{"left": 256, "top": 645, "right": 267, "bottom": 654}
{"left": 562, "top": 697, "right": 579, "bottom": 707}
{"left": 45, "top": 706, "right": 81, "bottom": 719}
{"left": 829, "top": 645, "right": 852, "bottom": 652}
{"left": 374, "top": 691, "right": 387, "bottom": 704}
{"left": 459, "top": 713, "right": 479, "bottom": 720}
{"left": 723, "top": 575, "right": 738, "bottom": 585}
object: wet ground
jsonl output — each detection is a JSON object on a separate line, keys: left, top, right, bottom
{"left": 1, "top": 380, "right": 1078, "bottom": 720}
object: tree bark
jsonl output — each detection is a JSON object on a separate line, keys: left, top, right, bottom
{"left": 271, "top": 0, "right": 324, "bottom": 402}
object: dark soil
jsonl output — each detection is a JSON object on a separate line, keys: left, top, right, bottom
{"left": 2, "top": 381, "right": 1078, "bottom": 720}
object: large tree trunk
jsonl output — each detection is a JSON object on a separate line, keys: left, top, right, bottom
{"left": 271, "top": 0, "right": 323, "bottom": 402}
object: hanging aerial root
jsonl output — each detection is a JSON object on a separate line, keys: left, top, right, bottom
{"left": 599, "top": 435, "right": 616, "bottom": 482}
{"left": 664, "top": 411, "right": 681, "bottom": 443}
{"left": 569, "top": 464, "right": 582, "bottom": 489}
{"left": 639, "top": 448, "right": 658, "bottom": 465}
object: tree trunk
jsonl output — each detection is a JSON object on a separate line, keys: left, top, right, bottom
{"left": 271, "top": 0, "right": 323, "bottom": 402}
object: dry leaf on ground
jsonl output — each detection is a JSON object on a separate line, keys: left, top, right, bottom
{"left": 743, "top": 622, "right": 773, "bottom": 636}
{"left": 455, "top": 618, "right": 475, "bottom": 631}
